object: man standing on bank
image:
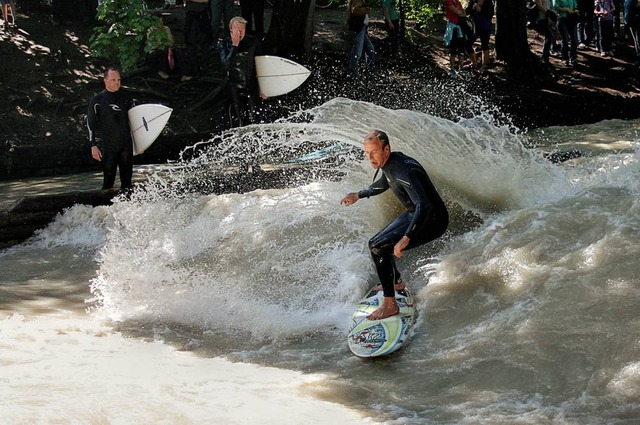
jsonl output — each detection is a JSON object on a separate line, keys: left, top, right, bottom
{"left": 87, "top": 67, "right": 135, "bottom": 190}
{"left": 341, "top": 130, "right": 449, "bottom": 320}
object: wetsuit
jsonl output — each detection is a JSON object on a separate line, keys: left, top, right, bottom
{"left": 87, "top": 89, "right": 134, "bottom": 190}
{"left": 357, "top": 152, "right": 449, "bottom": 298}
{"left": 219, "top": 33, "right": 261, "bottom": 126}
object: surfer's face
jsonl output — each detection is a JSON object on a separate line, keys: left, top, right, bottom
{"left": 104, "top": 70, "right": 121, "bottom": 93}
{"left": 364, "top": 138, "right": 390, "bottom": 169}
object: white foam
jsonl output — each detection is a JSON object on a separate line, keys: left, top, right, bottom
{"left": 0, "top": 313, "right": 376, "bottom": 425}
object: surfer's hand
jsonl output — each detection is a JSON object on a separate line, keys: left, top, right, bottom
{"left": 341, "top": 193, "right": 359, "bottom": 206}
{"left": 91, "top": 146, "right": 102, "bottom": 161}
{"left": 394, "top": 236, "right": 410, "bottom": 258}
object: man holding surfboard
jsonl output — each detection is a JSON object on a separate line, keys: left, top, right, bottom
{"left": 341, "top": 130, "right": 449, "bottom": 320}
{"left": 219, "top": 16, "right": 266, "bottom": 126}
{"left": 87, "top": 67, "right": 135, "bottom": 190}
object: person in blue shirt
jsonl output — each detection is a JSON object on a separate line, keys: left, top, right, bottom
{"left": 555, "top": 0, "right": 580, "bottom": 66}
{"left": 381, "top": 0, "right": 400, "bottom": 52}
{"left": 341, "top": 130, "right": 449, "bottom": 320}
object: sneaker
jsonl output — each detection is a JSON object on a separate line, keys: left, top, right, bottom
{"left": 181, "top": 75, "right": 193, "bottom": 82}
{"left": 158, "top": 71, "right": 169, "bottom": 79}
{"left": 607, "top": 51, "right": 614, "bottom": 57}
{"left": 578, "top": 43, "right": 587, "bottom": 49}
{"left": 600, "top": 51, "right": 607, "bottom": 57}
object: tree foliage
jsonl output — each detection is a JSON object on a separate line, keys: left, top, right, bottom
{"left": 89, "top": 0, "right": 167, "bottom": 71}
{"left": 402, "top": 0, "right": 441, "bottom": 28}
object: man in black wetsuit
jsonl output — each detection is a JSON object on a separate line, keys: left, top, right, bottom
{"left": 219, "top": 16, "right": 266, "bottom": 127}
{"left": 87, "top": 67, "right": 135, "bottom": 190}
{"left": 341, "top": 130, "right": 449, "bottom": 320}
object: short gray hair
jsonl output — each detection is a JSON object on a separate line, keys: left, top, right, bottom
{"left": 229, "top": 16, "right": 247, "bottom": 29}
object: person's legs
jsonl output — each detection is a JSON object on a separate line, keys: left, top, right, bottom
{"left": 557, "top": 19, "right": 570, "bottom": 60}
{"left": 1, "top": 4, "right": 8, "bottom": 27}
{"left": 210, "top": 0, "right": 223, "bottom": 45}
{"left": 362, "top": 31, "right": 376, "bottom": 72}
{"left": 227, "top": 83, "right": 243, "bottom": 127}
{"left": 101, "top": 149, "right": 118, "bottom": 190}
{"left": 542, "top": 23, "right": 556, "bottom": 61}
{"left": 254, "top": 0, "right": 265, "bottom": 38}
{"left": 240, "top": 0, "right": 253, "bottom": 32}
{"left": 368, "top": 213, "right": 411, "bottom": 298}
{"left": 222, "top": 0, "right": 233, "bottom": 28}
{"left": 569, "top": 21, "right": 578, "bottom": 60}
{"left": 603, "top": 21, "right": 614, "bottom": 52}
{"left": 118, "top": 146, "right": 134, "bottom": 190}
{"left": 348, "top": 27, "right": 366, "bottom": 76}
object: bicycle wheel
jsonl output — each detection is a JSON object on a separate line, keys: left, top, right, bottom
{"left": 315, "top": 0, "right": 333, "bottom": 8}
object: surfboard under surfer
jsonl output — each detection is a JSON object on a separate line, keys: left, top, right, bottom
{"left": 341, "top": 130, "right": 449, "bottom": 320}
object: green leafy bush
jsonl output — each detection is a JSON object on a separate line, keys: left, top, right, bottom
{"left": 89, "top": 0, "right": 168, "bottom": 71}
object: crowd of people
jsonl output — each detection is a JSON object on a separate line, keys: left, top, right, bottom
{"left": 529, "top": 0, "right": 640, "bottom": 65}
{"left": 441, "top": 0, "right": 640, "bottom": 76}
{"left": 143, "top": 1, "right": 267, "bottom": 126}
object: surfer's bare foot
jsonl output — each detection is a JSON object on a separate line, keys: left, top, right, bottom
{"left": 372, "top": 281, "right": 406, "bottom": 292}
{"left": 367, "top": 297, "right": 400, "bottom": 321}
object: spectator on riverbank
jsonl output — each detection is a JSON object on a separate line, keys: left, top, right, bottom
{"left": 240, "top": 0, "right": 265, "bottom": 40}
{"left": 443, "top": 0, "right": 476, "bottom": 77}
{"left": 555, "top": 0, "right": 580, "bottom": 66}
{"left": 468, "top": 0, "right": 494, "bottom": 72}
{"left": 595, "top": 0, "right": 616, "bottom": 56}
{"left": 577, "top": 0, "right": 595, "bottom": 47}
{"left": 185, "top": 0, "right": 212, "bottom": 76}
{"left": 347, "top": 0, "right": 377, "bottom": 78}
{"left": 381, "top": 0, "right": 400, "bottom": 53}
{"left": 147, "top": 14, "right": 176, "bottom": 79}
{"left": 533, "top": 0, "right": 559, "bottom": 64}
{"left": 211, "top": 0, "right": 233, "bottom": 47}
{"left": 624, "top": 0, "right": 640, "bottom": 63}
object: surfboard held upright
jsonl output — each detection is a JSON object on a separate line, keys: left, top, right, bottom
{"left": 347, "top": 289, "right": 416, "bottom": 358}
{"left": 254, "top": 55, "right": 311, "bottom": 98}
{"left": 128, "top": 104, "right": 173, "bottom": 155}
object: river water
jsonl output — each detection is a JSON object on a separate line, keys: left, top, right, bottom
{"left": 1, "top": 98, "right": 639, "bottom": 424}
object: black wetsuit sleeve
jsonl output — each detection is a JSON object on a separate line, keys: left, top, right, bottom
{"left": 357, "top": 174, "right": 389, "bottom": 199}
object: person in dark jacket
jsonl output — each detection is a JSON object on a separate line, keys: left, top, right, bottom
{"left": 86, "top": 67, "right": 135, "bottom": 190}
{"left": 219, "top": 16, "right": 266, "bottom": 127}
{"left": 341, "top": 130, "right": 449, "bottom": 320}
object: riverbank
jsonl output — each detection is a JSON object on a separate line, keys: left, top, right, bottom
{"left": 2, "top": 5, "right": 640, "bottom": 180}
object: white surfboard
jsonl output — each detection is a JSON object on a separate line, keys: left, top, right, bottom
{"left": 347, "top": 288, "right": 416, "bottom": 358}
{"left": 128, "top": 104, "right": 173, "bottom": 155}
{"left": 254, "top": 55, "right": 311, "bottom": 98}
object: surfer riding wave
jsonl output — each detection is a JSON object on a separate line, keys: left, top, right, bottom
{"left": 341, "top": 130, "right": 449, "bottom": 320}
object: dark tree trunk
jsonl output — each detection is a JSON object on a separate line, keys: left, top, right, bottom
{"left": 262, "top": 0, "right": 316, "bottom": 61}
{"left": 494, "top": 0, "right": 543, "bottom": 80}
